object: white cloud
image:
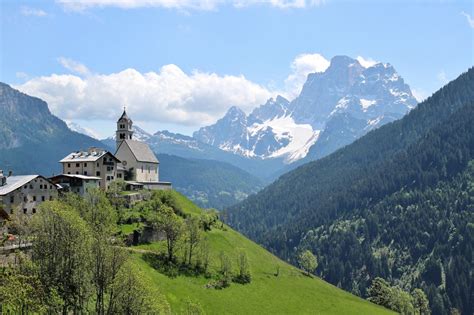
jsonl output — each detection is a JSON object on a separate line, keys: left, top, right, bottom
{"left": 14, "top": 65, "right": 275, "bottom": 128}
{"left": 21, "top": 6, "right": 48, "bottom": 17}
{"left": 16, "top": 72, "right": 29, "bottom": 80}
{"left": 234, "top": 0, "right": 324, "bottom": 9}
{"left": 461, "top": 11, "right": 474, "bottom": 28}
{"left": 284, "top": 53, "right": 330, "bottom": 98}
{"left": 14, "top": 52, "right": 388, "bottom": 132}
{"left": 356, "top": 56, "right": 378, "bottom": 68}
{"left": 58, "top": 57, "right": 91, "bottom": 76}
{"left": 57, "top": 0, "right": 324, "bottom": 11}
{"left": 437, "top": 70, "right": 448, "bottom": 85}
{"left": 411, "top": 88, "right": 428, "bottom": 103}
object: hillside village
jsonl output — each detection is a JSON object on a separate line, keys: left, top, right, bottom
{"left": 0, "top": 109, "right": 171, "bottom": 229}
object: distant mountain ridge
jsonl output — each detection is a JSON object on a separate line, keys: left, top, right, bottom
{"left": 194, "top": 55, "right": 417, "bottom": 164}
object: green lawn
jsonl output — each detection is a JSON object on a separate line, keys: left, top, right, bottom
{"left": 129, "top": 191, "right": 393, "bottom": 314}
{"left": 119, "top": 222, "right": 142, "bottom": 235}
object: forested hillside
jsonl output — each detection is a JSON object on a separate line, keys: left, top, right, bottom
{"left": 158, "top": 154, "right": 263, "bottom": 210}
{"left": 226, "top": 68, "right": 474, "bottom": 314}
{"left": 1, "top": 189, "right": 393, "bottom": 314}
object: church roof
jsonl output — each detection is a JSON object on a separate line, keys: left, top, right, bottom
{"left": 120, "top": 140, "right": 159, "bottom": 164}
{"left": 117, "top": 109, "right": 131, "bottom": 122}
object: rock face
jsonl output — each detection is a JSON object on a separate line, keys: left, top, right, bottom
{"left": 0, "top": 82, "right": 105, "bottom": 175}
{"left": 193, "top": 56, "right": 417, "bottom": 164}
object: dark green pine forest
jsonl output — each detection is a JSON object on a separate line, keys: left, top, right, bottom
{"left": 226, "top": 68, "right": 474, "bottom": 314}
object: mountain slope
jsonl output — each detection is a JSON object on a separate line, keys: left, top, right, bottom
{"left": 226, "top": 68, "right": 474, "bottom": 314}
{"left": 0, "top": 83, "right": 104, "bottom": 175}
{"left": 194, "top": 56, "right": 416, "bottom": 165}
{"left": 158, "top": 154, "right": 263, "bottom": 210}
{"left": 129, "top": 191, "right": 393, "bottom": 314}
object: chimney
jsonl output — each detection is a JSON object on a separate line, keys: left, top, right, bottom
{"left": 8, "top": 170, "right": 13, "bottom": 177}
{"left": 0, "top": 170, "right": 5, "bottom": 187}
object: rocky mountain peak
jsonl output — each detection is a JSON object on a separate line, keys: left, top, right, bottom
{"left": 249, "top": 95, "right": 290, "bottom": 123}
{"left": 194, "top": 56, "right": 417, "bottom": 163}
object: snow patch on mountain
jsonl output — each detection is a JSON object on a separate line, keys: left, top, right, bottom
{"left": 249, "top": 115, "right": 319, "bottom": 161}
{"left": 360, "top": 99, "right": 376, "bottom": 111}
{"left": 65, "top": 120, "right": 100, "bottom": 139}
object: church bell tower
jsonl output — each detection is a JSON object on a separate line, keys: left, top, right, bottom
{"left": 116, "top": 107, "right": 133, "bottom": 150}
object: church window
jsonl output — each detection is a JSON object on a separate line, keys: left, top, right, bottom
{"left": 67, "top": 172, "right": 71, "bottom": 174}
{"left": 10, "top": 196, "right": 14, "bottom": 203}
{"left": 76, "top": 171, "right": 79, "bottom": 174}
{"left": 68, "top": 163, "right": 71, "bottom": 167}
{"left": 76, "top": 163, "right": 80, "bottom": 167}
{"left": 40, "top": 184, "right": 43, "bottom": 189}
{"left": 23, "top": 208, "right": 27, "bottom": 214}
{"left": 120, "top": 133, "right": 125, "bottom": 139}
{"left": 84, "top": 163, "right": 87, "bottom": 167}
{"left": 96, "top": 171, "right": 101, "bottom": 176}
{"left": 84, "top": 171, "right": 88, "bottom": 175}
{"left": 24, "top": 196, "right": 27, "bottom": 202}
{"left": 33, "top": 196, "right": 36, "bottom": 201}
{"left": 30, "top": 184, "right": 33, "bottom": 189}
{"left": 42, "top": 196, "right": 45, "bottom": 201}
{"left": 49, "top": 196, "right": 53, "bottom": 201}
{"left": 33, "top": 208, "right": 37, "bottom": 213}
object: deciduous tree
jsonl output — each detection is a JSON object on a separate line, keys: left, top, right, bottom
{"left": 298, "top": 250, "right": 318, "bottom": 276}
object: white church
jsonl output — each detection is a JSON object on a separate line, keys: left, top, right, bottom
{"left": 115, "top": 109, "right": 171, "bottom": 189}
{"left": 56, "top": 109, "right": 171, "bottom": 192}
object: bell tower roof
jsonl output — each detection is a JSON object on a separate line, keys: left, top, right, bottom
{"left": 117, "top": 107, "right": 131, "bottom": 123}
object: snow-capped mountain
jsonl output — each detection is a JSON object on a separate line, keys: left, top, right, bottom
{"left": 194, "top": 55, "right": 417, "bottom": 164}
{"left": 101, "top": 126, "right": 282, "bottom": 180}
{"left": 65, "top": 120, "right": 100, "bottom": 140}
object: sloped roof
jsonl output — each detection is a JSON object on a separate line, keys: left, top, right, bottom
{"left": 120, "top": 140, "right": 159, "bottom": 164}
{"left": 50, "top": 174, "right": 101, "bottom": 181}
{"left": 117, "top": 109, "right": 132, "bottom": 122}
{"left": 60, "top": 150, "right": 119, "bottom": 163}
{"left": 0, "top": 175, "right": 39, "bottom": 196}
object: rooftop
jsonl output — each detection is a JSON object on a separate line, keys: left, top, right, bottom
{"left": 0, "top": 175, "right": 39, "bottom": 196}
{"left": 119, "top": 139, "right": 159, "bottom": 163}
{"left": 50, "top": 174, "right": 101, "bottom": 181}
{"left": 60, "top": 148, "right": 119, "bottom": 163}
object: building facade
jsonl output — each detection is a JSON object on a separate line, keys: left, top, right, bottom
{"left": 49, "top": 174, "right": 100, "bottom": 196}
{"left": 59, "top": 148, "right": 121, "bottom": 190}
{"left": 115, "top": 110, "right": 161, "bottom": 183}
{"left": 0, "top": 170, "right": 58, "bottom": 218}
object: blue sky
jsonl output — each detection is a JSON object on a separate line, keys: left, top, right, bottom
{"left": 1, "top": 0, "right": 473, "bottom": 138}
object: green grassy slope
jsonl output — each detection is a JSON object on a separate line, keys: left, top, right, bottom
{"left": 128, "top": 191, "right": 393, "bottom": 315}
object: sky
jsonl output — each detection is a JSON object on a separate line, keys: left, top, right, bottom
{"left": 1, "top": 0, "right": 473, "bottom": 138}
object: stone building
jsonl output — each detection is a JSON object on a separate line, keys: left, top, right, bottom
{"left": 59, "top": 148, "right": 121, "bottom": 190}
{"left": 0, "top": 170, "right": 58, "bottom": 219}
